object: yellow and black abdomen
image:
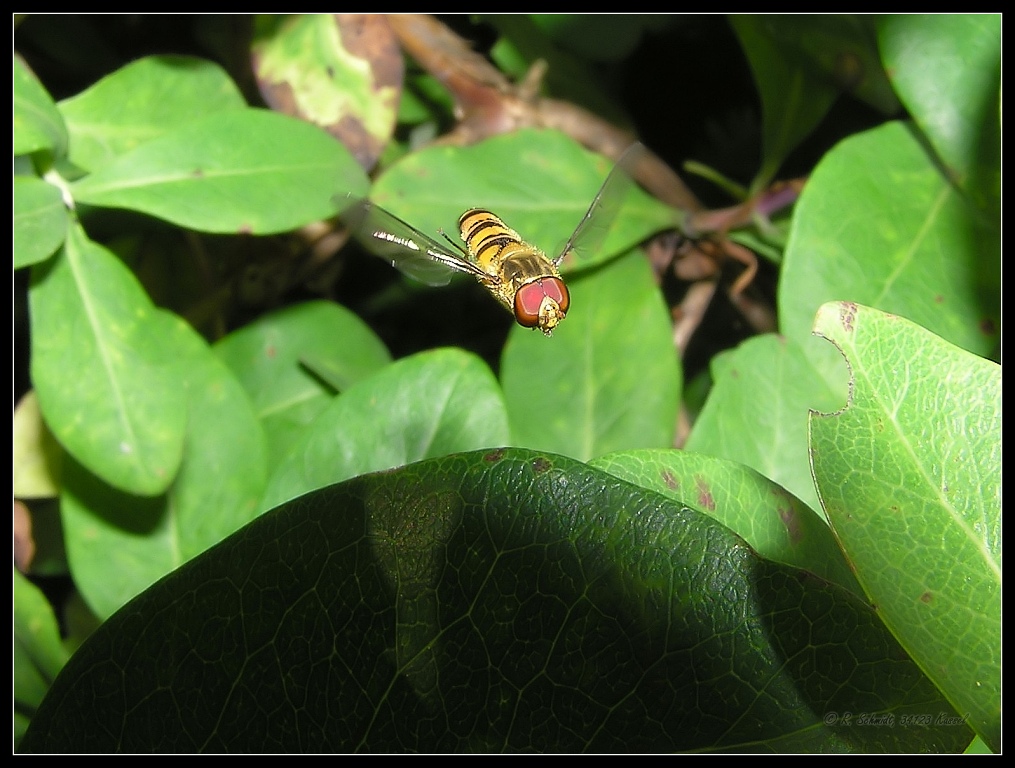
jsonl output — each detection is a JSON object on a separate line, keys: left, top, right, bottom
{"left": 458, "top": 209, "right": 535, "bottom": 276}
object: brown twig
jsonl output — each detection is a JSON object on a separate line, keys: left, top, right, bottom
{"left": 386, "top": 14, "right": 704, "bottom": 214}
{"left": 385, "top": 15, "right": 799, "bottom": 349}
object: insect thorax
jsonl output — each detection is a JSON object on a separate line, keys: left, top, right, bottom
{"left": 500, "top": 251, "right": 560, "bottom": 287}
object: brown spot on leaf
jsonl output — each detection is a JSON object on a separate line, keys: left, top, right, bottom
{"left": 531, "top": 457, "right": 552, "bottom": 474}
{"left": 483, "top": 449, "right": 505, "bottom": 462}
{"left": 841, "top": 302, "right": 857, "bottom": 332}
{"left": 694, "top": 475, "right": 715, "bottom": 511}
{"left": 778, "top": 503, "right": 802, "bottom": 545}
{"left": 661, "top": 470, "right": 678, "bottom": 491}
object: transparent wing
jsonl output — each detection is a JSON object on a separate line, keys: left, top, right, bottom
{"left": 554, "top": 142, "right": 646, "bottom": 266}
{"left": 341, "top": 200, "right": 491, "bottom": 287}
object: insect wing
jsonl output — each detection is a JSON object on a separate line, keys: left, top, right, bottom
{"left": 554, "top": 142, "right": 646, "bottom": 266}
{"left": 343, "top": 200, "right": 489, "bottom": 287}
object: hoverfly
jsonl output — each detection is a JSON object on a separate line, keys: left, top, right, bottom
{"left": 343, "top": 143, "right": 644, "bottom": 336}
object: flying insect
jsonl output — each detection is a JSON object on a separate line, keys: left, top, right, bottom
{"left": 344, "top": 142, "right": 644, "bottom": 336}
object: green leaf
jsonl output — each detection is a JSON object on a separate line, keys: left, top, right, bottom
{"left": 781, "top": 121, "right": 1000, "bottom": 367}
{"left": 260, "top": 348, "right": 509, "bottom": 511}
{"left": 729, "top": 15, "right": 841, "bottom": 191}
{"left": 878, "top": 14, "right": 1000, "bottom": 216}
{"left": 62, "top": 310, "right": 267, "bottom": 620}
{"left": 590, "top": 449, "right": 864, "bottom": 599}
{"left": 70, "top": 108, "right": 370, "bottom": 235}
{"left": 29, "top": 223, "right": 188, "bottom": 496}
{"left": 58, "top": 54, "right": 247, "bottom": 172}
{"left": 214, "top": 300, "right": 392, "bottom": 467}
{"left": 501, "top": 252, "right": 680, "bottom": 460}
{"left": 370, "top": 129, "right": 678, "bottom": 272}
{"left": 685, "top": 333, "right": 845, "bottom": 515}
{"left": 22, "top": 449, "right": 971, "bottom": 752}
{"left": 13, "top": 54, "right": 68, "bottom": 157}
{"left": 14, "top": 175, "right": 68, "bottom": 269}
{"left": 809, "top": 302, "right": 1000, "bottom": 751}
{"left": 14, "top": 569, "right": 71, "bottom": 749}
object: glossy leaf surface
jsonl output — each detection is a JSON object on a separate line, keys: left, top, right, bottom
{"left": 14, "top": 54, "right": 67, "bottom": 157}
{"left": 501, "top": 252, "right": 680, "bottom": 460}
{"left": 810, "top": 302, "right": 1000, "bottom": 751}
{"left": 71, "top": 109, "right": 368, "bottom": 235}
{"left": 29, "top": 224, "right": 188, "bottom": 496}
{"left": 214, "top": 300, "right": 391, "bottom": 467}
{"left": 260, "top": 348, "right": 509, "bottom": 511}
{"left": 58, "top": 54, "right": 246, "bottom": 172}
{"left": 590, "top": 448, "right": 863, "bottom": 598}
{"left": 878, "top": 14, "right": 1000, "bottom": 215}
{"left": 781, "top": 121, "right": 999, "bottom": 365}
{"left": 23, "top": 449, "right": 970, "bottom": 753}
{"left": 61, "top": 310, "right": 267, "bottom": 619}
{"left": 686, "top": 333, "right": 844, "bottom": 514}
{"left": 14, "top": 175, "right": 67, "bottom": 269}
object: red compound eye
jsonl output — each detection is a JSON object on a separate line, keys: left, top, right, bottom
{"left": 514, "top": 278, "right": 570, "bottom": 328}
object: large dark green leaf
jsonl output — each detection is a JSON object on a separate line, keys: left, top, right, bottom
{"left": 528, "top": 14, "right": 664, "bottom": 62}
{"left": 23, "top": 449, "right": 970, "bottom": 753}
{"left": 485, "top": 15, "right": 642, "bottom": 127}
